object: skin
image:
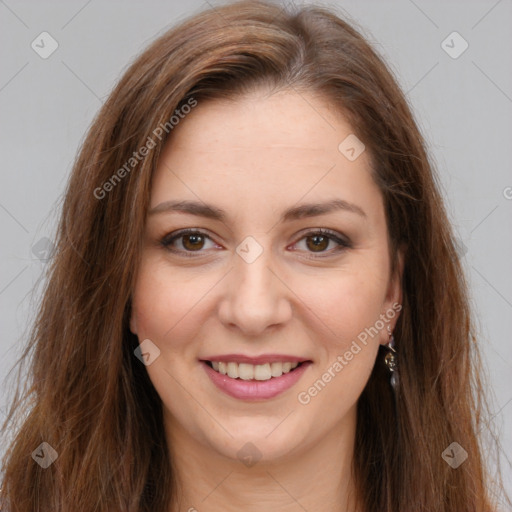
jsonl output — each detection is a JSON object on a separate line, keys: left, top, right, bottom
{"left": 129, "top": 88, "right": 404, "bottom": 512}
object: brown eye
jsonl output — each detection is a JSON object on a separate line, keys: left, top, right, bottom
{"left": 305, "top": 234, "right": 330, "bottom": 252}
{"left": 161, "top": 228, "right": 350, "bottom": 259}
{"left": 161, "top": 229, "right": 218, "bottom": 257}
{"left": 181, "top": 233, "right": 205, "bottom": 251}
{"left": 293, "top": 229, "right": 351, "bottom": 258}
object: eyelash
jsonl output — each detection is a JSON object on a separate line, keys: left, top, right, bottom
{"left": 159, "top": 228, "right": 351, "bottom": 259}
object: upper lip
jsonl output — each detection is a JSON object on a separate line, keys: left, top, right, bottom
{"left": 201, "top": 354, "right": 310, "bottom": 364}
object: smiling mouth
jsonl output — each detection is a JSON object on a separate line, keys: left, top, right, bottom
{"left": 204, "top": 360, "right": 305, "bottom": 381}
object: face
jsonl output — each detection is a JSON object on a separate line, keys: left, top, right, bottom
{"left": 129, "top": 88, "right": 403, "bottom": 464}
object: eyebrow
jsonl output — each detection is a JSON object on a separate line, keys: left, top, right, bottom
{"left": 148, "top": 198, "right": 367, "bottom": 222}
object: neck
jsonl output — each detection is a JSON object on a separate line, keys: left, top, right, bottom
{"left": 165, "top": 406, "right": 362, "bottom": 512}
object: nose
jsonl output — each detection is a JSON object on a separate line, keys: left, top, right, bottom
{"left": 217, "top": 240, "right": 292, "bottom": 336}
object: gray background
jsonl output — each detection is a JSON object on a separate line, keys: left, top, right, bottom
{"left": 1, "top": 0, "right": 511, "bottom": 501}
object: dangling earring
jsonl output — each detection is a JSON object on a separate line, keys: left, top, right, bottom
{"left": 384, "top": 325, "right": 399, "bottom": 392}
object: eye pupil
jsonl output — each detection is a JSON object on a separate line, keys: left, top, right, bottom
{"left": 183, "top": 234, "right": 204, "bottom": 250}
{"left": 307, "top": 235, "right": 328, "bottom": 252}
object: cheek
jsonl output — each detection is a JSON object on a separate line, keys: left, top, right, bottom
{"left": 131, "top": 259, "right": 199, "bottom": 347}
{"left": 288, "top": 254, "right": 388, "bottom": 402}
{"left": 289, "top": 259, "right": 389, "bottom": 341}
{"left": 130, "top": 261, "right": 211, "bottom": 406}
{"left": 294, "top": 273, "right": 384, "bottom": 413}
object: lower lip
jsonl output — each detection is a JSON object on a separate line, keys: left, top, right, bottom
{"left": 202, "top": 361, "right": 312, "bottom": 401}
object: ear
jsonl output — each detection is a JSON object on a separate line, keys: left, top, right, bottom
{"left": 382, "top": 243, "right": 406, "bottom": 339}
{"left": 129, "top": 306, "right": 138, "bottom": 335}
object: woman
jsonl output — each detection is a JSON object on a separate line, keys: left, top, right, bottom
{"left": 0, "top": 1, "right": 508, "bottom": 510}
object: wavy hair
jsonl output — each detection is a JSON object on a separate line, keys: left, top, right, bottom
{"left": 1, "top": 1, "right": 508, "bottom": 510}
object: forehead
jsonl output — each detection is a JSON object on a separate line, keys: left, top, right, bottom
{"left": 162, "top": 89, "right": 355, "bottom": 161}
{"left": 150, "top": 90, "right": 382, "bottom": 224}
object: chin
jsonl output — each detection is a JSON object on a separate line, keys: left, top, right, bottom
{"left": 206, "top": 416, "right": 310, "bottom": 465}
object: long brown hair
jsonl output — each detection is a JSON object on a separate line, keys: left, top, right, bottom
{"left": 1, "top": 1, "right": 508, "bottom": 510}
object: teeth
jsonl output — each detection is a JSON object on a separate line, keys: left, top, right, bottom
{"left": 238, "top": 363, "right": 254, "bottom": 380}
{"left": 209, "top": 361, "right": 300, "bottom": 381}
{"left": 227, "top": 362, "right": 239, "bottom": 378}
{"left": 270, "top": 362, "right": 283, "bottom": 377}
{"left": 254, "top": 363, "right": 271, "bottom": 381}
